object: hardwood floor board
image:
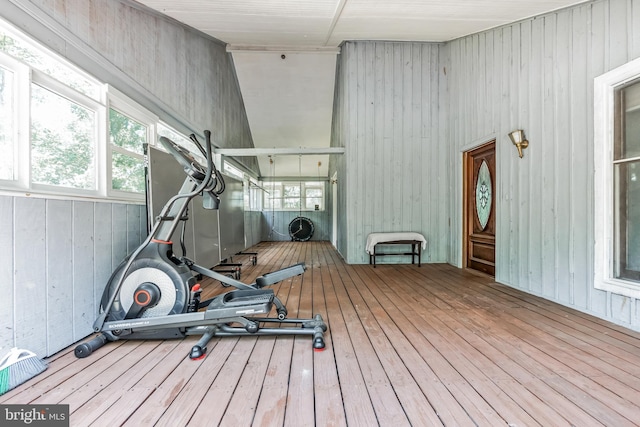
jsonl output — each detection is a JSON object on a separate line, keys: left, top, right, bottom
{"left": 0, "top": 340, "right": 127, "bottom": 404}
{"left": 178, "top": 338, "right": 257, "bottom": 426}
{"left": 91, "top": 386, "right": 157, "bottom": 427}
{"left": 26, "top": 341, "right": 145, "bottom": 405}
{"left": 82, "top": 339, "right": 198, "bottom": 426}
{"left": 383, "top": 267, "right": 601, "bottom": 426}
{"left": 454, "top": 307, "right": 635, "bottom": 426}
{"left": 439, "top": 310, "right": 604, "bottom": 426}
{"left": 7, "top": 242, "right": 640, "bottom": 426}
{"left": 249, "top": 337, "right": 294, "bottom": 427}
{"left": 284, "top": 338, "right": 315, "bottom": 427}
{"left": 53, "top": 341, "right": 163, "bottom": 410}
{"left": 218, "top": 337, "right": 276, "bottom": 427}
{"left": 347, "top": 266, "right": 481, "bottom": 426}
{"left": 319, "top": 245, "right": 381, "bottom": 426}
{"left": 490, "top": 305, "right": 640, "bottom": 392}
{"left": 310, "top": 245, "right": 346, "bottom": 427}
{"left": 411, "top": 266, "right": 640, "bottom": 408}
{"left": 440, "top": 266, "right": 640, "bottom": 353}
{"left": 329, "top": 265, "right": 412, "bottom": 426}
{"left": 122, "top": 338, "right": 237, "bottom": 426}
{"left": 71, "top": 339, "right": 187, "bottom": 425}
{"left": 355, "top": 265, "right": 543, "bottom": 427}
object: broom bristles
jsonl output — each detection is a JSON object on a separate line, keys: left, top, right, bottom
{"left": 0, "top": 348, "right": 48, "bottom": 395}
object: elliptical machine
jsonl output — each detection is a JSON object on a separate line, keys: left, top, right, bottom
{"left": 75, "top": 130, "right": 326, "bottom": 360}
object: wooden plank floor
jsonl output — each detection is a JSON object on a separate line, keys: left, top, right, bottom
{"left": 3, "top": 241, "right": 640, "bottom": 426}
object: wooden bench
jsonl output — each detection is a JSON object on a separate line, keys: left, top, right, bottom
{"left": 366, "top": 232, "right": 427, "bottom": 267}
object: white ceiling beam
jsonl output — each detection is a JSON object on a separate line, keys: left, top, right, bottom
{"left": 226, "top": 45, "right": 340, "bottom": 54}
{"left": 324, "top": 0, "right": 349, "bottom": 46}
{"left": 215, "top": 147, "right": 345, "bottom": 156}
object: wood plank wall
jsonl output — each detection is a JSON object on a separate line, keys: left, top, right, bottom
{"left": 331, "top": 41, "right": 449, "bottom": 264}
{"left": 0, "top": 196, "right": 146, "bottom": 357}
{"left": 447, "top": 0, "right": 640, "bottom": 330}
{"left": 244, "top": 210, "right": 262, "bottom": 249}
{"left": 260, "top": 210, "right": 330, "bottom": 242}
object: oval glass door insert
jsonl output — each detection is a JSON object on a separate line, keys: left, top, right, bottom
{"left": 475, "top": 160, "right": 492, "bottom": 230}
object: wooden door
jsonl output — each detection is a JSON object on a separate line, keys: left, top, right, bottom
{"left": 464, "top": 141, "right": 496, "bottom": 276}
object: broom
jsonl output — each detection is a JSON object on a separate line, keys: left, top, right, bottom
{"left": 0, "top": 348, "right": 48, "bottom": 395}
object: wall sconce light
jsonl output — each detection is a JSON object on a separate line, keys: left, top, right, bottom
{"left": 508, "top": 129, "right": 529, "bottom": 158}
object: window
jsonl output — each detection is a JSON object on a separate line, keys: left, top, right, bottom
{"left": 248, "top": 180, "right": 263, "bottom": 211}
{"left": 0, "top": 28, "right": 100, "bottom": 100}
{"left": 0, "top": 19, "right": 111, "bottom": 198}
{"left": 594, "top": 56, "right": 640, "bottom": 299}
{"left": 305, "top": 181, "right": 324, "bottom": 210}
{"left": 265, "top": 182, "right": 282, "bottom": 210}
{"left": 0, "top": 61, "right": 16, "bottom": 180}
{"left": 109, "top": 108, "right": 146, "bottom": 193}
{"left": 283, "top": 183, "right": 301, "bottom": 209}
{"left": 264, "top": 181, "right": 325, "bottom": 211}
{"left": 31, "top": 83, "right": 97, "bottom": 190}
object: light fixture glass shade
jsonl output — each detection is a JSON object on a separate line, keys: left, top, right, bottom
{"left": 509, "top": 130, "right": 524, "bottom": 145}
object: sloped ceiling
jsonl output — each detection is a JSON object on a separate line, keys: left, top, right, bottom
{"left": 136, "top": 0, "right": 587, "bottom": 177}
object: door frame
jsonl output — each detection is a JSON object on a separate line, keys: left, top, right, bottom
{"left": 331, "top": 171, "right": 338, "bottom": 247}
{"left": 462, "top": 139, "right": 496, "bottom": 274}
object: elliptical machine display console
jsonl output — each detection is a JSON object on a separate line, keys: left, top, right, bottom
{"left": 75, "top": 130, "right": 326, "bottom": 360}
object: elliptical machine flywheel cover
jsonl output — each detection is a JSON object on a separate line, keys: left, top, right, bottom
{"left": 100, "top": 258, "right": 190, "bottom": 320}
{"left": 288, "top": 217, "right": 314, "bottom": 242}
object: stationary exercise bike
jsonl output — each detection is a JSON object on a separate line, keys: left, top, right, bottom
{"left": 74, "top": 130, "right": 326, "bottom": 359}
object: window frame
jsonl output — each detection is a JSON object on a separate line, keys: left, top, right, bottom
{"left": 594, "top": 55, "right": 640, "bottom": 299}
{"left": 0, "top": 51, "right": 29, "bottom": 190}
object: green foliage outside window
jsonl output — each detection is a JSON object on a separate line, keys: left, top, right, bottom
{"left": 109, "top": 109, "right": 146, "bottom": 154}
{"left": 112, "top": 151, "right": 145, "bottom": 192}
{"left": 109, "top": 108, "right": 146, "bottom": 193}
{"left": 31, "top": 84, "right": 95, "bottom": 189}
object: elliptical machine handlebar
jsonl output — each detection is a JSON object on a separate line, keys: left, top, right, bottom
{"left": 194, "top": 131, "right": 225, "bottom": 199}
{"left": 159, "top": 135, "right": 207, "bottom": 182}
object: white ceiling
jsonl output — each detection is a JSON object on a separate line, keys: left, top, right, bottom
{"left": 136, "top": 0, "right": 587, "bottom": 177}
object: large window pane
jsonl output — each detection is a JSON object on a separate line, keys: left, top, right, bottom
{"left": 109, "top": 108, "right": 147, "bottom": 193}
{"left": 305, "top": 187, "right": 322, "bottom": 210}
{"left": 615, "top": 161, "right": 640, "bottom": 280}
{"left": 112, "top": 151, "right": 145, "bottom": 193}
{"left": 0, "top": 33, "right": 99, "bottom": 99}
{"left": 31, "top": 84, "right": 95, "bottom": 189}
{"left": 616, "top": 83, "right": 640, "bottom": 159}
{"left": 265, "top": 185, "right": 282, "bottom": 210}
{"left": 283, "top": 184, "right": 300, "bottom": 209}
{"left": 0, "top": 65, "right": 14, "bottom": 180}
{"left": 109, "top": 108, "right": 146, "bottom": 155}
